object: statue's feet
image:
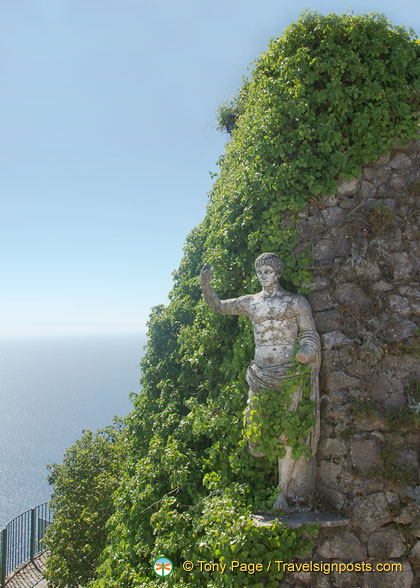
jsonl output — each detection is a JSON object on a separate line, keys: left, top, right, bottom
{"left": 272, "top": 492, "right": 289, "bottom": 511}
{"left": 272, "top": 493, "right": 313, "bottom": 513}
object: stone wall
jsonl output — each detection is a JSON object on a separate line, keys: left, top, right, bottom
{"left": 282, "top": 137, "right": 420, "bottom": 587}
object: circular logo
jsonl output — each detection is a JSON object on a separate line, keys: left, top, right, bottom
{"left": 154, "top": 557, "right": 173, "bottom": 577}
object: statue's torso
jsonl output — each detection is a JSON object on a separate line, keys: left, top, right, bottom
{"left": 248, "top": 292, "right": 299, "bottom": 368}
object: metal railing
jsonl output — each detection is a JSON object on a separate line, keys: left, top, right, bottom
{"left": 0, "top": 503, "right": 52, "bottom": 587}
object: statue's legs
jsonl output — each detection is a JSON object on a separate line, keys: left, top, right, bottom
{"left": 274, "top": 449, "right": 316, "bottom": 511}
{"left": 246, "top": 387, "right": 266, "bottom": 457}
{"left": 273, "top": 384, "right": 315, "bottom": 510}
{"left": 246, "top": 379, "right": 316, "bottom": 511}
{"left": 278, "top": 446, "right": 296, "bottom": 499}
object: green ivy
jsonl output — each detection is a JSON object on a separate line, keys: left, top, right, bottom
{"left": 44, "top": 420, "right": 125, "bottom": 588}
{"left": 84, "top": 12, "right": 420, "bottom": 588}
{"left": 246, "top": 353, "right": 314, "bottom": 463}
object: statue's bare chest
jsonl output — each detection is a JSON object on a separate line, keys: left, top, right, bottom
{"left": 248, "top": 295, "right": 295, "bottom": 323}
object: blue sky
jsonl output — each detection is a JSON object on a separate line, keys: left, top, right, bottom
{"left": 1, "top": 0, "right": 419, "bottom": 337}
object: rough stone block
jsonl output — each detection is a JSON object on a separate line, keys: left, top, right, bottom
{"left": 313, "top": 231, "right": 351, "bottom": 261}
{"left": 410, "top": 302, "right": 420, "bottom": 316}
{"left": 350, "top": 439, "right": 382, "bottom": 472}
{"left": 321, "top": 331, "right": 352, "bottom": 348}
{"left": 409, "top": 240, "right": 420, "bottom": 261}
{"left": 331, "top": 567, "right": 363, "bottom": 588}
{"left": 387, "top": 294, "right": 410, "bottom": 317}
{"left": 384, "top": 490, "right": 399, "bottom": 507}
{"left": 390, "top": 176, "right": 407, "bottom": 191}
{"left": 313, "top": 575, "right": 331, "bottom": 588}
{"left": 318, "top": 487, "right": 345, "bottom": 510}
{"left": 318, "top": 531, "right": 367, "bottom": 561}
{"left": 335, "top": 283, "right": 371, "bottom": 308}
{"left": 352, "top": 492, "right": 392, "bottom": 533}
{"left": 314, "top": 310, "right": 342, "bottom": 333}
{"left": 288, "top": 569, "right": 312, "bottom": 585}
{"left": 353, "top": 477, "right": 384, "bottom": 495}
{"left": 303, "top": 276, "right": 330, "bottom": 292}
{"left": 404, "top": 222, "right": 418, "bottom": 241}
{"left": 309, "top": 290, "right": 336, "bottom": 312}
{"left": 338, "top": 177, "right": 359, "bottom": 196}
{"left": 322, "top": 206, "right": 347, "bottom": 226}
{"left": 411, "top": 525, "right": 420, "bottom": 538}
{"left": 372, "top": 280, "right": 393, "bottom": 293}
{"left": 322, "top": 194, "right": 338, "bottom": 207}
{"left": 354, "top": 260, "right": 381, "bottom": 281}
{"left": 363, "top": 167, "right": 375, "bottom": 182}
{"left": 322, "top": 397, "right": 353, "bottom": 424}
{"left": 326, "top": 371, "right": 360, "bottom": 392}
{"left": 318, "top": 438, "right": 347, "bottom": 459}
{"left": 389, "top": 252, "right": 414, "bottom": 280}
{"left": 374, "top": 168, "right": 391, "bottom": 185}
{"left": 363, "top": 560, "right": 413, "bottom": 588}
{"left": 407, "top": 434, "right": 420, "bottom": 451}
{"left": 313, "top": 239, "right": 333, "bottom": 261}
{"left": 409, "top": 541, "right": 420, "bottom": 566}
{"left": 318, "top": 460, "right": 341, "bottom": 490}
{"left": 390, "top": 152, "right": 413, "bottom": 170}
{"left": 368, "top": 528, "right": 406, "bottom": 558}
{"left": 339, "top": 198, "right": 357, "bottom": 209}
{"left": 395, "top": 449, "right": 419, "bottom": 469}
{"left": 365, "top": 197, "right": 378, "bottom": 208}
{"left": 357, "top": 415, "right": 387, "bottom": 432}
{"left": 382, "top": 354, "right": 420, "bottom": 372}
{"left": 382, "top": 197, "right": 395, "bottom": 209}
{"left": 372, "top": 153, "right": 390, "bottom": 167}
{"left": 370, "top": 373, "right": 406, "bottom": 410}
{"left": 398, "top": 286, "right": 420, "bottom": 297}
{"left": 377, "top": 184, "right": 389, "bottom": 197}
{"left": 380, "top": 228, "right": 402, "bottom": 251}
{"left": 391, "top": 319, "right": 417, "bottom": 340}
{"left": 394, "top": 507, "right": 415, "bottom": 525}
{"left": 361, "top": 181, "right": 376, "bottom": 197}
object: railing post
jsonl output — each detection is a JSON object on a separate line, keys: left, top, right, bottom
{"left": 30, "top": 508, "right": 35, "bottom": 563}
{"left": 1, "top": 527, "right": 7, "bottom": 588}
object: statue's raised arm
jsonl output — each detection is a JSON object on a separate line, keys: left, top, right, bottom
{"left": 200, "top": 262, "right": 251, "bottom": 316}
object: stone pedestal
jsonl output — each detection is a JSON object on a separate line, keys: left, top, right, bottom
{"left": 252, "top": 511, "right": 350, "bottom": 529}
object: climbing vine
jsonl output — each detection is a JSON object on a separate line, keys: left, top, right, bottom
{"left": 246, "top": 352, "right": 314, "bottom": 464}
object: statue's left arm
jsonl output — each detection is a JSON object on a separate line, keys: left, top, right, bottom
{"left": 294, "top": 295, "right": 321, "bottom": 454}
{"left": 294, "top": 297, "right": 321, "bottom": 365}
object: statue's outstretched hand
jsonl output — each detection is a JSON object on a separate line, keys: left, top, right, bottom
{"left": 200, "top": 262, "right": 214, "bottom": 285}
{"left": 296, "top": 344, "right": 315, "bottom": 365}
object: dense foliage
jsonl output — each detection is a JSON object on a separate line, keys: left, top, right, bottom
{"left": 44, "top": 420, "right": 125, "bottom": 588}
{"left": 83, "top": 12, "right": 420, "bottom": 588}
{"left": 246, "top": 356, "right": 314, "bottom": 463}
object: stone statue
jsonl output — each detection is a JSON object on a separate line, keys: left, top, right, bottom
{"left": 200, "top": 253, "right": 321, "bottom": 511}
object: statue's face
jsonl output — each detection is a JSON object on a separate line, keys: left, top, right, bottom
{"left": 256, "top": 264, "right": 278, "bottom": 287}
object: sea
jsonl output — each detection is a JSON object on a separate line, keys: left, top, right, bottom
{"left": 0, "top": 333, "right": 145, "bottom": 529}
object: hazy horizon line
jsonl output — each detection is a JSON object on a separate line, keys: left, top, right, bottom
{"left": 0, "top": 331, "right": 147, "bottom": 340}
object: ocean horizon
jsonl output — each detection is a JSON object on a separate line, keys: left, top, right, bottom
{"left": 0, "top": 333, "right": 145, "bottom": 528}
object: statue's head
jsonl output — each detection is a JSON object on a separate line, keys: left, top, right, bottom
{"left": 255, "top": 253, "right": 283, "bottom": 287}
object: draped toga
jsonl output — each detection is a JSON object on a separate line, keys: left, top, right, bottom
{"left": 246, "top": 330, "right": 321, "bottom": 455}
